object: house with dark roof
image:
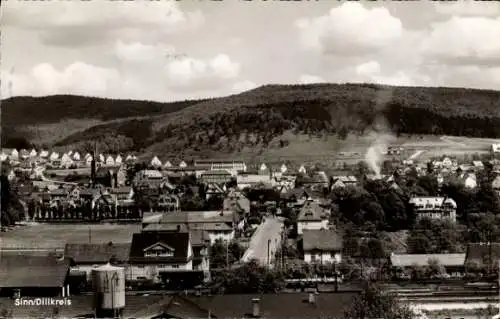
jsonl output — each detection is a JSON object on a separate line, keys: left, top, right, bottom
{"left": 297, "top": 202, "right": 330, "bottom": 235}
{"left": 0, "top": 253, "right": 70, "bottom": 297}
{"left": 302, "top": 229, "right": 343, "bottom": 265}
{"left": 64, "top": 242, "right": 131, "bottom": 280}
{"left": 127, "top": 232, "right": 193, "bottom": 283}
{"left": 200, "top": 169, "right": 232, "bottom": 184}
{"left": 408, "top": 196, "right": 457, "bottom": 223}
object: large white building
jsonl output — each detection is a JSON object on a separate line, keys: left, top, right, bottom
{"left": 409, "top": 196, "right": 457, "bottom": 223}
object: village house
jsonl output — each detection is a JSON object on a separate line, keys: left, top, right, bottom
{"left": 194, "top": 159, "right": 247, "bottom": 174}
{"left": 115, "top": 155, "right": 123, "bottom": 165}
{"left": 151, "top": 156, "right": 162, "bottom": 167}
{"left": 390, "top": 253, "right": 466, "bottom": 278}
{"left": 237, "top": 173, "right": 275, "bottom": 190}
{"left": 330, "top": 176, "right": 358, "bottom": 189}
{"left": 179, "top": 160, "right": 187, "bottom": 168}
{"left": 492, "top": 144, "right": 500, "bottom": 155}
{"left": 39, "top": 149, "right": 49, "bottom": 158}
{"left": 302, "top": 229, "right": 343, "bottom": 265}
{"left": 492, "top": 175, "right": 500, "bottom": 197}
{"left": 64, "top": 242, "right": 131, "bottom": 281}
{"left": 0, "top": 253, "right": 71, "bottom": 298}
{"left": 109, "top": 186, "right": 135, "bottom": 202}
{"left": 205, "top": 183, "right": 225, "bottom": 200}
{"left": 408, "top": 196, "right": 457, "bottom": 223}
{"left": 200, "top": 169, "right": 233, "bottom": 184}
{"left": 143, "top": 210, "right": 236, "bottom": 244}
{"left": 296, "top": 201, "right": 330, "bottom": 235}
{"left": 29, "top": 149, "right": 37, "bottom": 158}
{"left": 127, "top": 232, "right": 193, "bottom": 283}
{"left": 60, "top": 153, "right": 74, "bottom": 168}
{"left": 157, "top": 194, "right": 180, "bottom": 211}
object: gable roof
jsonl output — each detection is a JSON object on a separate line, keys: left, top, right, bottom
{"left": 64, "top": 242, "right": 131, "bottom": 264}
{"left": 0, "top": 253, "right": 69, "bottom": 288}
{"left": 390, "top": 253, "right": 466, "bottom": 267}
{"left": 129, "top": 232, "right": 190, "bottom": 263}
{"left": 302, "top": 229, "right": 342, "bottom": 251}
{"left": 297, "top": 202, "right": 327, "bottom": 222}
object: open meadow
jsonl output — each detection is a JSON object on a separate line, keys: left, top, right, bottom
{"left": 226, "top": 133, "right": 498, "bottom": 166}
{"left": 0, "top": 223, "right": 141, "bottom": 249}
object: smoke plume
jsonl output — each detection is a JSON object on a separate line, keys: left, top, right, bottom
{"left": 364, "top": 86, "right": 394, "bottom": 178}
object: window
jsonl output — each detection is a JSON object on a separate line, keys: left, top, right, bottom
{"left": 172, "top": 265, "right": 179, "bottom": 269}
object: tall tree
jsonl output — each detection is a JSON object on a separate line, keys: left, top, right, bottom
{"left": 343, "top": 281, "right": 415, "bottom": 319}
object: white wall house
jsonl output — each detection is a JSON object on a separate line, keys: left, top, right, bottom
{"left": 29, "top": 149, "right": 37, "bottom": 157}
{"left": 296, "top": 202, "right": 329, "bottom": 235}
{"left": 72, "top": 152, "right": 81, "bottom": 161}
{"left": 409, "top": 196, "right": 457, "bottom": 223}
{"left": 115, "top": 155, "right": 123, "bottom": 165}
{"left": 303, "top": 229, "right": 342, "bottom": 265}
{"left": 127, "top": 232, "right": 193, "bottom": 283}
{"left": 39, "top": 150, "right": 49, "bottom": 158}
{"left": 151, "top": 156, "right": 162, "bottom": 167}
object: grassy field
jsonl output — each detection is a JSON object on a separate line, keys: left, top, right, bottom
{"left": 0, "top": 223, "right": 141, "bottom": 249}
{"left": 217, "top": 133, "right": 497, "bottom": 166}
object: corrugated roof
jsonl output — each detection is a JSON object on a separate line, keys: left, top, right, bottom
{"left": 390, "top": 253, "right": 466, "bottom": 267}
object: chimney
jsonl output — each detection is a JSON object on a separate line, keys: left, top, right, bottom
{"left": 176, "top": 225, "right": 181, "bottom": 232}
{"left": 251, "top": 298, "right": 260, "bottom": 317}
{"left": 308, "top": 293, "right": 315, "bottom": 304}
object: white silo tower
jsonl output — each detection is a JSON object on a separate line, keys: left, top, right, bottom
{"left": 92, "top": 263, "right": 126, "bottom": 318}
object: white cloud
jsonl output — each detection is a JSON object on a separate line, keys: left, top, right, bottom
{"left": 1, "top": 62, "right": 120, "bottom": 98}
{"left": 3, "top": 1, "right": 204, "bottom": 46}
{"left": 434, "top": 1, "right": 500, "bottom": 17}
{"left": 114, "top": 41, "right": 177, "bottom": 64}
{"left": 298, "top": 74, "right": 325, "bottom": 84}
{"left": 232, "top": 80, "right": 258, "bottom": 93}
{"left": 356, "top": 61, "right": 381, "bottom": 77}
{"left": 421, "top": 17, "right": 500, "bottom": 65}
{"left": 165, "top": 54, "right": 240, "bottom": 89}
{"left": 296, "top": 3, "right": 403, "bottom": 55}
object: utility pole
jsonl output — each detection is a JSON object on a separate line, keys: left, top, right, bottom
{"left": 226, "top": 240, "right": 229, "bottom": 269}
{"left": 267, "top": 239, "right": 271, "bottom": 267}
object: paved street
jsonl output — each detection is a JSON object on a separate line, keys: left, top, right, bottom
{"left": 241, "top": 216, "right": 284, "bottom": 267}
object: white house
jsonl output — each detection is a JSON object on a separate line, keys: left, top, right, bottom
{"left": 409, "top": 196, "right": 457, "bottom": 223}
{"left": 236, "top": 173, "right": 274, "bottom": 190}
{"left": 127, "top": 232, "right": 193, "bottom": 283}
{"left": 442, "top": 157, "right": 453, "bottom": 168}
{"left": 303, "top": 229, "right": 342, "bottom": 265}
{"left": 280, "top": 164, "right": 287, "bottom": 174}
{"left": 298, "top": 164, "right": 307, "bottom": 174}
{"left": 60, "top": 153, "right": 74, "bottom": 168}
{"left": 105, "top": 155, "right": 115, "bottom": 166}
{"left": 179, "top": 160, "right": 187, "bottom": 168}
{"left": 0, "top": 153, "right": 7, "bottom": 162}
{"left": 84, "top": 153, "right": 91, "bottom": 160}
{"left": 39, "top": 150, "right": 49, "bottom": 158}
{"left": 49, "top": 152, "right": 59, "bottom": 161}
{"left": 163, "top": 160, "right": 173, "bottom": 168}
{"left": 463, "top": 173, "right": 477, "bottom": 189}
{"left": 259, "top": 163, "right": 268, "bottom": 172}
{"left": 7, "top": 170, "right": 16, "bottom": 181}
{"left": 492, "top": 144, "right": 500, "bottom": 154}
{"left": 85, "top": 155, "right": 93, "bottom": 166}
{"left": 99, "top": 154, "right": 105, "bottom": 162}
{"left": 115, "top": 155, "right": 123, "bottom": 165}
{"left": 29, "top": 149, "right": 37, "bottom": 158}
{"left": 67, "top": 150, "right": 73, "bottom": 156}
{"left": 151, "top": 156, "right": 162, "bottom": 167}
{"left": 125, "top": 154, "right": 133, "bottom": 162}
{"left": 296, "top": 202, "right": 330, "bottom": 235}
{"left": 72, "top": 152, "right": 81, "bottom": 161}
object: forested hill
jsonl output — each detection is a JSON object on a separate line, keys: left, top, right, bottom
{"left": 2, "top": 83, "right": 500, "bottom": 157}
{"left": 2, "top": 95, "right": 207, "bottom": 125}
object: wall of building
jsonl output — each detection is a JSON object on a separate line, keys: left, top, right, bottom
{"left": 304, "top": 252, "right": 342, "bottom": 265}
{"left": 297, "top": 220, "right": 329, "bottom": 235}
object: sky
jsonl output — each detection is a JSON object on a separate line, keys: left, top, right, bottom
{"left": 1, "top": 0, "right": 499, "bottom": 102}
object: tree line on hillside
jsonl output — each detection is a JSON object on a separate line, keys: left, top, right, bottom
{"left": 3, "top": 84, "right": 500, "bottom": 153}
{"left": 1, "top": 95, "right": 206, "bottom": 125}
